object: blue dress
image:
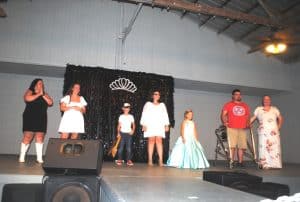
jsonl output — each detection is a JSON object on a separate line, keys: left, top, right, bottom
{"left": 167, "top": 120, "right": 210, "bottom": 169}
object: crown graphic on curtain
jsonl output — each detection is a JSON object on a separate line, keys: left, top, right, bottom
{"left": 109, "top": 78, "right": 137, "bottom": 93}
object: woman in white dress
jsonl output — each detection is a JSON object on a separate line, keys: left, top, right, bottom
{"left": 58, "top": 83, "right": 87, "bottom": 139}
{"left": 140, "top": 90, "right": 170, "bottom": 166}
{"left": 251, "top": 95, "right": 283, "bottom": 169}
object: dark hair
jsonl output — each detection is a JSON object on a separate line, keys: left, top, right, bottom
{"left": 151, "top": 90, "right": 161, "bottom": 102}
{"left": 262, "top": 95, "right": 271, "bottom": 106}
{"left": 66, "top": 83, "right": 81, "bottom": 96}
{"left": 262, "top": 95, "right": 270, "bottom": 99}
{"left": 232, "top": 89, "right": 241, "bottom": 95}
{"left": 28, "top": 78, "right": 43, "bottom": 94}
{"left": 152, "top": 89, "right": 160, "bottom": 95}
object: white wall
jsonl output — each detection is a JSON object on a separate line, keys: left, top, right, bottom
{"left": 0, "top": 0, "right": 292, "bottom": 91}
{"left": 272, "top": 66, "right": 300, "bottom": 163}
{"left": 0, "top": 0, "right": 299, "bottom": 163}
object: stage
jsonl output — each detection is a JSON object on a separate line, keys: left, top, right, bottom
{"left": 0, "top": 155, "right": 299, "bottom": 202}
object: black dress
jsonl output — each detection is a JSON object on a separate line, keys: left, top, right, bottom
{"left": 22, "top": 96, "right": 48, "bottom": 133}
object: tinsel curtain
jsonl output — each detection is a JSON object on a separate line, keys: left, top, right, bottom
{"left": 63, "top": 65, "right": 174, "bottom": 162}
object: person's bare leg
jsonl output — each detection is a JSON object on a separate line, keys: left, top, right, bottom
{"left": 155, "top": 137, "right": 163, "bottom": 166}
{"left": 238, "top": 148, "right": 244, "bottom": 163}
{"left": 71, "top": 133, "right": 78, "bottom": 140}
{"left": 35, "top": 132, "right": 44, "bottom": 143}
{"left": 229, "top": 147, "right": 236, "bottom": 168}
{"left": 148, "top": 137, "right": 155, "bottom": 165}
{"left": 22, "top": 131, "right": 34, "bottom": 144}
{"left": 230, "top": 148, "right": 236, "bottom": 161}
{"left": 60, "top": 133, "right": 69, "bottom": 139}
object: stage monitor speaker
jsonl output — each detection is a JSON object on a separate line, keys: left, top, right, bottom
{"left": 1, "top": 183, "right": 44, "bottom": 202}
{"left": 203, "top": 171, "right": 263, "bottom": 190}
{"left": 43, "top": 175, "right": 100, "bottom": 202}
{"left": 247, "top": 182, "right": 290, "bottom": 199}
{"left": 43, "top": 138, "right": 103, "bottom": 175}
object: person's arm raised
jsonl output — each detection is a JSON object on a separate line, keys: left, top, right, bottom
{"left": 24, "top": 89, "right": 43, "bottom": 102}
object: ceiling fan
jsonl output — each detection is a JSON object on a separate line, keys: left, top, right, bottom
{"left": 247, "top": 0, "right": 300, "bottom": 55}
{"left": 248, "top": 27, "right": 300, "bottom": 54}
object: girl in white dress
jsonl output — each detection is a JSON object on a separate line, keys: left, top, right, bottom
{"left": 140, "top": 90, "right": 170, "bottom": 166}
{"left": 167, "top": 110, "right": 210, "bottom": 169}
{"left": 251, "top": 95, "right": 283, "bottom": 169}
{"left": 58, "top": 83, "right": 87, "bottom": 139}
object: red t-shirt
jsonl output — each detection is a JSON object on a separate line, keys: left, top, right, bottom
{"left": 222, "top": 101, "right": 250, "bottom": 129}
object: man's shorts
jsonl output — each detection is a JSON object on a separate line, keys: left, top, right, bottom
{"left": 226, "top": 127, "right": 247, "bottom": 149}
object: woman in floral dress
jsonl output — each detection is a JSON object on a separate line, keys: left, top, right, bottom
{"left": 251, "top": 95, "right": 283, "bottom": 169}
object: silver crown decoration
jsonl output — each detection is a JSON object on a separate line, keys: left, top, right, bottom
{"left": 109, "top": 78, "right": 137, "bottom": 93}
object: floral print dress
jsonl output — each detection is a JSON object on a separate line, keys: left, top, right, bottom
{"left": 254, "top": 106, "right": 282, "bottom": 169}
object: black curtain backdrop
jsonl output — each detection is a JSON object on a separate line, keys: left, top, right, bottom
{"left": 63, "top": 64, "right": 175, "bottom": 163}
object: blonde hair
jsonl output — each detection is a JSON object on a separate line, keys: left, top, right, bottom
{"left": 184, "top": 109, "right": 193, "bottom": 119}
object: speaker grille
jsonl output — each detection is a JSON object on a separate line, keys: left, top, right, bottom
{"left": 43, "top": 138, "right": 103, "bottom": 175}
{"left": 51, "top": 185, "right": 91, "bottom": 202}
{"left": 43, "top": 175, "right": 100, "bottom": 202}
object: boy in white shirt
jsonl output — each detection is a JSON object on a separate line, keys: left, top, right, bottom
{"left": 116, "top": 103, "right": 136, "bottom": 166}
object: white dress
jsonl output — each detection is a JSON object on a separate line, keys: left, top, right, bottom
{"left": 254, "top": 106, "right": 282, "bottom": 168}
{"left": 58, "top": 95, "right": 87, "bottom": 133}
{"left": 140, "top": 101, "right": 170, "bottom": 138}
{"left": 167, "top": 120, "right": 210, "bottom": 169}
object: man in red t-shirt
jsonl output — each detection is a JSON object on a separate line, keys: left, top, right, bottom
{"left": 221, "top": 89, "right": 250, "bottom": 168}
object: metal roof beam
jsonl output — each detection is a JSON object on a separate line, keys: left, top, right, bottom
{"left": 198, "top": 0, "right": 230, "bottom": 27}
{"left": 181, "top": 0, "right": 198, "bottom": 19}
{"left": 257, "top": 0, "right": 280, "bottom": 19}
{"left": 282, "top": 0, "right": 300, "bottom": 13}
{"left": 217, "top": 2, "right": 259, "bottom": 34}
{"left": 235, "top": 24, "right": 261, "bottom": 42}
{"left": 121, "top": 0, "right": 281, "bottom": 28}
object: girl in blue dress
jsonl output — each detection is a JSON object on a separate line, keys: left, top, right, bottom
{"left": 167, "top": 110, "right": 210, "bottom": 169}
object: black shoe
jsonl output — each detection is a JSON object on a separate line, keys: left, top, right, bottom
{"left": 238, "top": 162, "right": 245, "bottom": 168}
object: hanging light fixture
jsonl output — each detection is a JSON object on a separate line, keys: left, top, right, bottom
{"left": 265, "top": 42, "right": 287, "bottom": 54}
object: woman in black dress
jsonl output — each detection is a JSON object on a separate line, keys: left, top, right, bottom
{"left": 19, "top": 78, "right": 53, "bottom": 163}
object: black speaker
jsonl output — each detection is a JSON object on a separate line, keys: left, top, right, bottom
{"left": 203, "top": 171, "right": 263, "bottom": 189}
{"left": 247, "top": 182, "right": 290, "bottom": 199}
{"left": 1, "top": 184, "right": 44, "bottom": 202}
{"left": 43, "top": 138, "right": 103, "bottom": 175}
{"left": 43, "top": 175, "right": 100, "bottom": 202}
